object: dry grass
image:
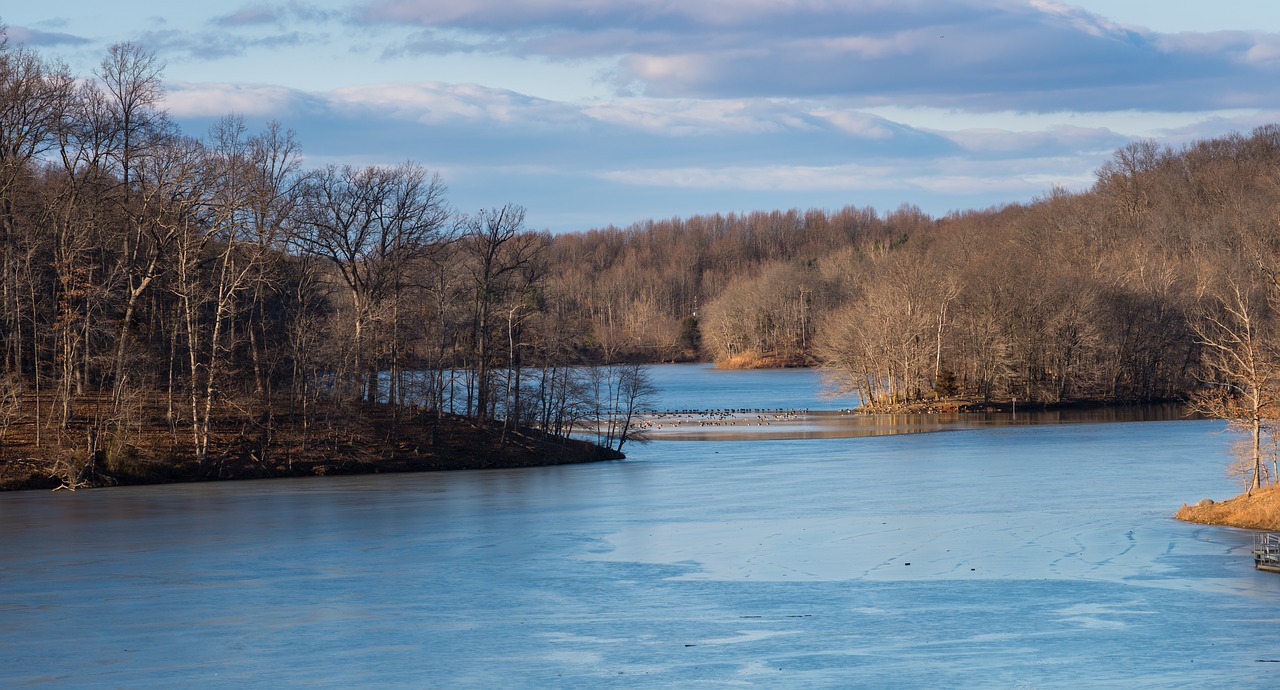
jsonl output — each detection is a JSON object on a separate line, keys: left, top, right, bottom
{"left": 716, "top": 351, "right": 807, "bottom": 370}
{"left": 1174, "top": 484, "right": 1280, "bottom": 531}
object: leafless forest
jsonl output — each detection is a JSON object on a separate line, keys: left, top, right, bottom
{"left": 3, "top": 37, "right": 1280, "bottom": 487}
{"left": 0, "top": 38, "right": 649, "bottom": 484}
{"left": 557, "top": 136, "right": 1280, "bottom": 413}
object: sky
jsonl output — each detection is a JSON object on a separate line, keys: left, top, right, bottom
{"left": 7, "top": 1, "right": 1280, "bottom": 232}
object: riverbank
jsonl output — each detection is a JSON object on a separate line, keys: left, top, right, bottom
{"left": 850, "top": 397, "right": 1195, "bottom": 415}
{"left": 1175, "top": 485, "right": 1280, "bottom": 531}
{"left": 0, "top": 401, "right": 623, "bottom": 492}
{"left": 714, "top": 352, "right": 809, "bottom": 369}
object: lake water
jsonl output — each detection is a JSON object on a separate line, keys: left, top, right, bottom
{"left": 645, "top": 363, "right": 845, "bottom": 412}
{"left": 2, "top": 365, "right": 1278, "bottom": 688}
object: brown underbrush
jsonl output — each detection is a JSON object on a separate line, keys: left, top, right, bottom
{"left": 853, "top": 398, "right": 1006, "bottom": 414}
{"left": 715, "top": 351, "right": 808, "bottom": 370}
{"left": 1175, "top": 485, "right": 1280, "bottom": 531}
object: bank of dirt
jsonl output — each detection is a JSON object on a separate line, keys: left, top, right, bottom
{"left": 1175, "top": 485, "right": 1280, "bottom": 531}
{"left": 0, "top": 399, "right": 623, "bottom": 492}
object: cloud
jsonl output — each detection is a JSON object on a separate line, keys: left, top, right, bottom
{"left": 3, "top": 24, "right": 92, "bottom": 48}
{"left": 582, "top": 99, "right": 895, "bottom": 137}
{"left": 599, "top": 163, "right": 909, "bottom": 193}
{"left": 1136, "top": 111, "right": 1280, "bottom": 148}
{"left": 327, "top": 82, "right": 585, "bottom": 128}
{"left": 596, "top": 151, "right": 1099, "bottom": 197}
{"left": 213, "top": 7, "right": 282, "bottom": 27}
{"left": 164, "top": 82, "right": 321, "bottom": 118}
{"left": 161, "top": 79, "right": 955, "bottom": 170}
{"left": 139, "top": 28, "right": 318, "bottom": 61}
{"left": 169, "top": 79, "right": 920, "bottom": 143}
{"left": 212, "top": 2, "right": 339, "bottom": 27}
{"left": 158, "top": 77, "right": 1280, "bottom": 230}
{"left": 105, "top": 4, "right": 340, "bottom": 62}
{"left": 349, "top": 0, "right": 1280, "bottom": 113}
{"left": 942, "top": 125, "right": 1124, "bottom": 156}
{"left": 1027, "top": 0, "right": 1129, "bottom": 38}
{"left": 356, "top": 0, "right": 974, "bottom": 36}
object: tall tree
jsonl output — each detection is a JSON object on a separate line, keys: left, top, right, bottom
{"left": 96, "top": 41, "right": 163, "bottom": 198}
{"left": 97, "top": 42, "right": 170, "bottom": 398}
{"left": 294, "top": 162, "right": 449, "bottom": 403}
{"left": 0, "top": 35, "right": 70, "bottom": 376}
{"left": 242, "top": 121, "right": 301, "bottom": 397}
{"left": 1191, "top": 277, "right": 1280, "bottom": 493}
{"left": 458, "top": 204, "right": 545, "bottom": 420}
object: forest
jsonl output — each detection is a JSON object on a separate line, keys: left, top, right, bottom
{"left": 0, "top": 37, "right": 646, "bottom": 488}
{"left": 554, "top": 139, "right": 1280, "bottom": 412}
{"left": 3, "top": 35, "right": 1280, "bottom": 490}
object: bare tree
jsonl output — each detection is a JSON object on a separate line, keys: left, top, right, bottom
{"left": 1191, "top": 277, "right": 1280, "bottom": 493}
{"left": 43, "top": 77, "right": 119, "bottom": 428}
{"left": 817, "top": 254, "right": 938, "bottom": 407}
{"left": 242, "top": 121, "right": 301, "bottom": 397}
{"left": 96, "top": 41, "right": 163, "bottom": 198}
{"left": 591, "top": 363, "right": 656, "bottom": 452}
{"left": 459, "top": 203, "right": 545, "bottom": 420}
{"left": 0, "top": 38, "right": 71, "bottom": 376}
{"left": 294, "top": 162, "right": 450, "bottom": 404}
{"left": 96, "top": 43, "right": 173, "bottom": 400}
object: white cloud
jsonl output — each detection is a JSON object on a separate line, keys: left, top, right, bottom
{"left": 1243, "top": 35, "right": 1280, "bottom": 66}
{"left": 596, "top": 148, "right": 1100, "bottom": 200}
{"left": 599, "top": 164, "right": 904, "bottom": 192}
{"left": 904, "top": 156, "right": 1098, "bottom": 195}
{"left": 329, "top": 82, "right": 555, "bottom": 125}
{"left": 582, "top": 99, "right": 807, "bottom": 136}
{"left": 164, "top": 82, "right": 308, "bottom": 117}
{"left": 809, "top": 110, "right": 897, "bottom": 139}
{"left": 943, "top": 125, "right": 1119, "bottom": 154}
{"left": 1027, "top": 0, "right": 1133, "bottom": 39}
{"left": 351, "top": 0, "right": 1280, "bottom": 112}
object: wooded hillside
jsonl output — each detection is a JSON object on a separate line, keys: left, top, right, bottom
{"left": 545, "top": 132, "right": 1280, "bottom": 411}
{"left": 0, "top": 37, "right": 644, "bottom": 486}
{"left": 4, "top": 33, "right": 1280, "bottom": 489}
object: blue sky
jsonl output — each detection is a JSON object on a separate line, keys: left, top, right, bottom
{"left": 7, "top": 1, "right": 1280, "bottom": 231}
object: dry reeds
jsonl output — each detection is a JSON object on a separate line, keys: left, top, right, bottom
{"left": 716, "top": 351, "right": 806, "bottom": 370}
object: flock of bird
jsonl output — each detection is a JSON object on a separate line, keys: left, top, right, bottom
{"left": 633, "top": 409, "right": 812, "bottom": 431}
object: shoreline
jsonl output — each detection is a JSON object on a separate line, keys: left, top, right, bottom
{"left": 0, "top": 404, "right": 624, "bottom": 492}
{"left": 849, "top": 396, "right": 1192, "bottom": 415}
{"left": 1174, "top": 485, "right": 1280, "bottom": 532}
{"left": 632, "top": 401, "right": 1192, "bottom": 441}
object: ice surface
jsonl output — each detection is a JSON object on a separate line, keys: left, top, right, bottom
{"left": 1, "top": 368, "right": 1278, "bottom": 688}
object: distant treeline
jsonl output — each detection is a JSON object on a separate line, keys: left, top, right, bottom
{"left": 548, "top": 130, "right": 1280, "bottom": 411}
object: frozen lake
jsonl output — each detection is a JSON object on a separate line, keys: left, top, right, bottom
{"left": 1, "top": 365, "right": 1278, "bottom": 688}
